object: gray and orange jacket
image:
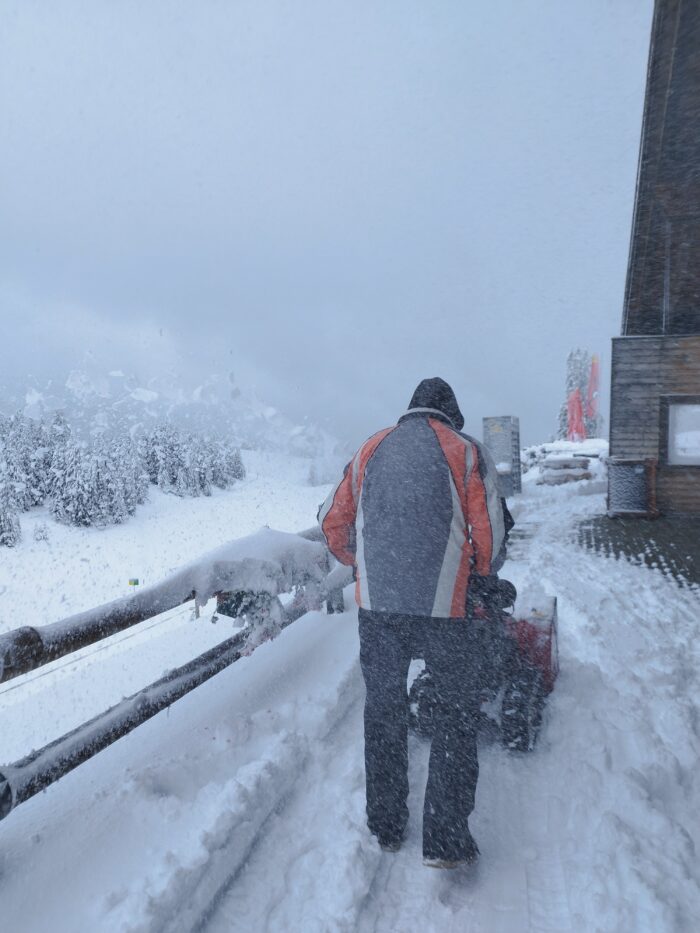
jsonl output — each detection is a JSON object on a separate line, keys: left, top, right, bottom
{"left": 318, "top": 408, "right": 506, "bottom": 619}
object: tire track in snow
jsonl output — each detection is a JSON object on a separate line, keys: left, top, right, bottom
{"left": 202, "top": 681, "right": 574, "bottom": 932}
{"left": 203, "top": 689, "right": 380, "bottom": 933}
{"left": 141, "top": 651, "right": 368, "bottom": 933}
{"left": 353, "top": 732, "right": 574, "bottom": 933}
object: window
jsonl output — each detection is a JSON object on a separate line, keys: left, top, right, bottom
{"left": 668, "top": 403, "right": 700, "bottom": 465}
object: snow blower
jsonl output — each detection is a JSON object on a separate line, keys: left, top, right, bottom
{"left": 408, "top": 578, "right": 558, "bottom": 752}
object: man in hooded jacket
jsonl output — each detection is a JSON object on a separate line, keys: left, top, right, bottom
{"left": 318, "top": 377, "right": 509, "bottom": 868}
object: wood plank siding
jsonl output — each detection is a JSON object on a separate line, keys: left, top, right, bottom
{"left": 623, "top": 0, "right": 700, "bottom": 337}
{"left": 612, "top": 2, "right": 700, "bottom": 513}
{"left": 610, "top": 335, "right": 700, "bottom": 513}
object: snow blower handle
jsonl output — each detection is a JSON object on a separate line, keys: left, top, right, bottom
{"left": 468, "top": 575, "right": 517, "bottom": 614}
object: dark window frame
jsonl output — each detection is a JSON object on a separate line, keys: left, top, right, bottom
{"left": 659, "top": 394, "right": 700, "bottom": 468}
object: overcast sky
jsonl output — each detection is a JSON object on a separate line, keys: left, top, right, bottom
{"left": 0, "top": 0, "right": 653, "bottom": 445}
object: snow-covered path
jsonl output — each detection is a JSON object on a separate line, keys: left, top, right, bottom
{"left": 2, "top": 469, "right": 699, "bottom": 932}
{"left": 204, "top": 676, "right": 573, "bottom": 933}
{"left": 204, "top": 690, "right": 370, "bottom": 933}
{"left": 204, "top": 481, "right": 700, "bottom": 933}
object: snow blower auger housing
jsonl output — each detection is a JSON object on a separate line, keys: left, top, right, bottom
{"left": 408, "top": 581, "right": 558, "bottom": 752}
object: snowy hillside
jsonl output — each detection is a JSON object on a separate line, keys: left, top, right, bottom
{"left": 1, "top": 455, "right": 699, "bottom": 932}
{"left": 0, "top": 369, "right": 345, "bottom": 547}
{"left": 0, "top": 450, "right": 323, "bottom": 637}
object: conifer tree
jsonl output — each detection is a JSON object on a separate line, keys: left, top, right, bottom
{"left": 209, "top": 439, "right": 228, "bottom": 489}
{"left": 118, "top": 435, "right": 149, "bottom": 513}
{"left": 193, "top": 438, "right": 213, "bottom": 496}
{"left": 0, "top": 402, "right": 250, "bottom": 532}
{"left": 51, "top": 441, "right": 95, "bottom": 526}
{"left": 30, "top": 417, "right": 53, "bottom": 504}
{"left": 4, "top": 413, "right": 34, "bottom": 511}
{"left": 0, "top": 448, "right": 21, "bottom": 546}
{"left": 226, "top": 446, "right": 246, "bottom": 482}
{"left": 92, "top": 437, "right": 129, "bottom": 525}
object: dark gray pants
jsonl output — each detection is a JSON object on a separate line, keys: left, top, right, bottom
{"left": 358, "top": 608, "right": 481, "bottom": 861}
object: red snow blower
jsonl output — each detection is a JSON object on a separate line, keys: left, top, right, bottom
{"left": 408, "top": 579, "right": 559, "bottom": 752}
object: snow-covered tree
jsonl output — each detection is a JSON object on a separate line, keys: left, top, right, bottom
{"left": 92, "top": 437, "right": 129, "bottom": 525}
{"left": 0, "top": 449, "right": 21, "bottom": 546}
{"left": 30, "top": 418, "right": 54, "bottom": 504}
{"left": 0, "top": 406, "right": 243, "bottom": 532}
{"left": 144, "top": 424, "right": 184, "bottom": 492}
{"left": 118, "top": 435, "right": 149, "bottom": 513}
{"left": 50, "top": 441, "right": 95, "bottom": 526}
{"left": 227, "top": 445, "right": 246, "bottom": 482}
{"left": 33, "top": 521, "right": 49, "bottom": 543}
{"left": 2, "top": 413, "right": 33, "bottom": 510}
{"left": 45, "top": 412, "right": 72, "bottom": 503}
{"left": 142, "top": 425, "right": 242, "bottom": 497}
{"left": 194, "top": 440, "right": 214, "bottom": 496}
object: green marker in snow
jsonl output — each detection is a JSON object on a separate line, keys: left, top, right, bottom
{"left": 128, "top": 578, "right": 140, "bottom": 587}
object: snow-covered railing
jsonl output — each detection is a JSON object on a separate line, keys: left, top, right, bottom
{"left": 0, "top": 527, "right": 352, "bottom": 822}
{"left": 0, "top": 526, "right": 342, "bottom": 684}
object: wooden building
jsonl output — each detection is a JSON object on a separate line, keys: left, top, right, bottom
{"left": 610, "top": 0, "right": 700, "bottom": 514}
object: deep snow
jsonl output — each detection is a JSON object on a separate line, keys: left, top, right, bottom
{"left": 1, "top": 454, "right": 699, "bottom": 932}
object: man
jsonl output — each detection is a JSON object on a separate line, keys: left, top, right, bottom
{"left": 318, "top": 377, "right": 507, "bottom": 868}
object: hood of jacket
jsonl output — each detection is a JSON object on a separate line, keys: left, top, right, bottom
{"left": 404, "top": 377, "right": 464, "bottom": 431}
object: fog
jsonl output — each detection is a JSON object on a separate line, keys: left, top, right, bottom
{"left": 0, "top": 0, "right": 653, "bottom": 445}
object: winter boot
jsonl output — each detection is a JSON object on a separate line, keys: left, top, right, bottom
{"left": 423, "top": 832, "right": 479, "bottom": 869}
{"left": 379, "top": 839, "right": 403, "bottom": 853}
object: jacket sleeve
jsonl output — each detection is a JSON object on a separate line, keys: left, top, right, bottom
{"left": 466, "top": 442, "right": 507, "bottom": 576}
{"left": 317, "top": 459, "right": 358, "bottom": 566}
